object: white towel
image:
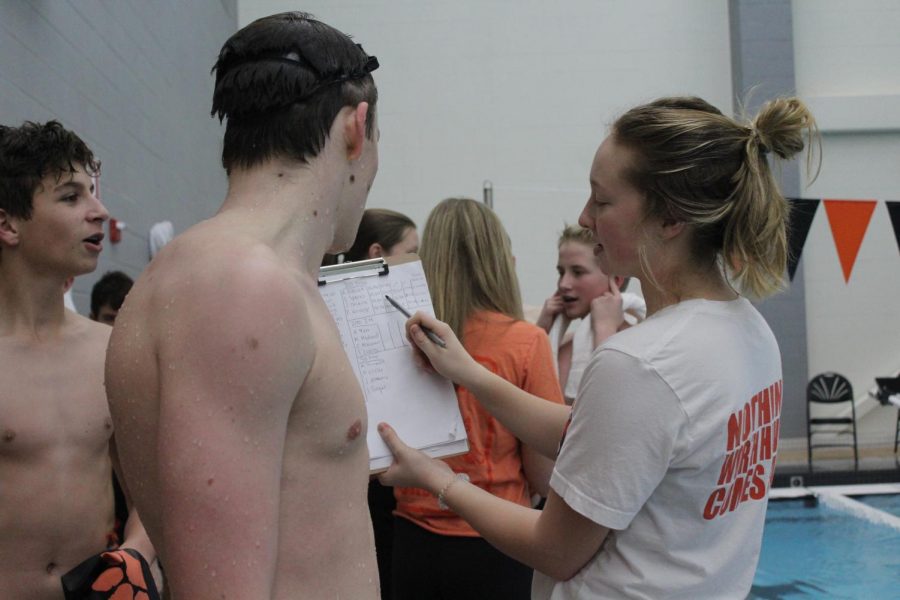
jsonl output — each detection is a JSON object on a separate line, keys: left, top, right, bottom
{"left": 149, "top": 221, "right": 175, "bottom": 259}
{"left": 622, "top": 291, "right": 647, "bottom": 325}
{"left": 548, "top": 292, "right": 646, "bottom": 401}
{"left": 548, "top": 315, "right": 592, "bottom": 401}
{"left": 63, "top": 290, "right": 77, "bottom": 313}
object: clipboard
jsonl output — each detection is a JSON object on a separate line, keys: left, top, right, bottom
{"left": 318, "top": 253, "right": 469, "bottom": 472}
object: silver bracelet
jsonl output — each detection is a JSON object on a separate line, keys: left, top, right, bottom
{"left": 437, "top": 473, "right": 470, "bottom": 510}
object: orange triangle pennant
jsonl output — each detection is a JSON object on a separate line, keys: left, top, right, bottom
{"left": 822, "top": 199, "right": 877, "bottom": 283}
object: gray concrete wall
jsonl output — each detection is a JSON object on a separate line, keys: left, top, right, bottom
{"left": 730, "top": 0, "right": 808, "bottom": 439}
{"left": 0, "top": 1, "right": 237, "bottom": 313}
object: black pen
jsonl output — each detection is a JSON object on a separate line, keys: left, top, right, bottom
{"left": 384, "top": 295, "right": 448, "bottom": 349}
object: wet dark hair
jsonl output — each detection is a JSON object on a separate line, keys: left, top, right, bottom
{"left": 0, "top": 120, "right": 100, "bottom": 220}
{"left": 91, "top": 270, "right": 134, "bottom": 317}
{"left": 211, "top": 11, "right": 378, "bottom": 173}
{"left": 345, "top": 208, "right": 416, "bottom": 261}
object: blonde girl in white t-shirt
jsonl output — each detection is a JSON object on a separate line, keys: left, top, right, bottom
{"left": 377, "top": 96, "right": 819, "bottom": 599}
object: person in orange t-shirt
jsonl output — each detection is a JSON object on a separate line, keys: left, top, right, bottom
{"left": 392, "top": 198, "right": 564, "bottom": 600}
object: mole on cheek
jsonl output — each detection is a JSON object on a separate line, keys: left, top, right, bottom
{"left": 2, "top": 429, "right": 15, "bottom": 442}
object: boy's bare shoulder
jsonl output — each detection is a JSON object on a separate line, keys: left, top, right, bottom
{"left": 138, "top": 230, "right": 319, "bottom": 414}
{"left": 165, "top": 234, "right": 311, "bottom": 305}
{"left": 139, "top": 229, "right": 318, "bottom": 364}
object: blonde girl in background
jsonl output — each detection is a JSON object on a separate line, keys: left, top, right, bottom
{"left": 536, "top": 225, "right": 646, "bottom": 403}
{"left": 390, "top": 198, "right": 565, "bottom": 600}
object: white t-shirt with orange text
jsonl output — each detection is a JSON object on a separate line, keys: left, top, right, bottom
{"left": 533, "top": 298, "right": 782, "bottom": 599}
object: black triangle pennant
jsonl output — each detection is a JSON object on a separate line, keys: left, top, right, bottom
{"left": 886, "top": 201, "right": 900, "bottom": 257}
{"left": 786, "top": 198, "right": 820, "bottom": 281}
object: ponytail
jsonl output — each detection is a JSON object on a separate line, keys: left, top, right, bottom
{"left": 612, "top": 96, "right": 820, "bottom": 299}
{"left": 727, "top": 98, "right": 819, "bottom": 298}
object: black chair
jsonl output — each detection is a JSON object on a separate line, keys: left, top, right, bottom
{"left": 807, "top": 372, "right": 858, "bottom": 470}
{"left": 890, "top": 403, "right": 899, "bottom": 455}
{"left": 872, "top": 377, "right": 900, "bottom": 456}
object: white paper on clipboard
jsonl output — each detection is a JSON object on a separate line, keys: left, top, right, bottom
{"left": 318, "top": 254, "right": 468, "bottom": 472}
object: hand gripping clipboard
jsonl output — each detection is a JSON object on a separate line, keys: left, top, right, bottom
{"left": 317, "top": 253, "right": 469, "bottom": 472}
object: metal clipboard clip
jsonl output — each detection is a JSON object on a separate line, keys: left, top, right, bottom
{"left": 317, "top": 257, "right": 390, "bottom": 286}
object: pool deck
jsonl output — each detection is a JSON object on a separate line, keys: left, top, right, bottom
{"left": 771, "top": 482, "right": 900, "bottom": 499}
{"left": 773, "top": 444, "right": 899, "bottom": 487}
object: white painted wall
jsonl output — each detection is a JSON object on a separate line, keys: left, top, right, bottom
{"left": 792, "top": 0, "right": 900, "bottom": 440}
{"left": 239, "top": 0, "right": 732, "bottom": 307}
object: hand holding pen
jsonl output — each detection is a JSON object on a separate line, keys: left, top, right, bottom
{"left": 384, "top": 295, "right": 447, "bottom": 348}
{"left": 385, "top": 296, "right": 486, "bottom": 390}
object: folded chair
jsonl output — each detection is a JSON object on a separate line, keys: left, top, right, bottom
{"left": 806, "top": 372, "right": 858, "bottom": 470}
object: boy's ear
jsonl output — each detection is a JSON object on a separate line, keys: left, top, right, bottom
{"left": 367, "top": 242, "right": 384, "bottom": 259}
{"left": 0, "top": 209, "right": 21, "bottom": 247}
{"left": 612, "top": 275, "right": 625, "bottom": 289}
{"left": 345, "top": 101, "right": 370, "bottom": 161}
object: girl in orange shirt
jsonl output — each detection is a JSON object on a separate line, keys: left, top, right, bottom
{"left": 391, "top": 198, "right": 565, "bottom": 600}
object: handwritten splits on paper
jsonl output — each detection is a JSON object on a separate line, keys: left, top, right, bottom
{"left": 318, "top": 260, "right": 466, "bottom": 469}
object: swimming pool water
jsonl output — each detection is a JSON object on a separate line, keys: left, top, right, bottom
{"left": 856, "top": 493, "right": 900, "bottom": 518}
{"left": 750, "top": 497, "right": 900, "bottom": 599}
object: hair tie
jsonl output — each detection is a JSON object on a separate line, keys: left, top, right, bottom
{"left": 749, "top": 126, "right": 769, "bottom": 155}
